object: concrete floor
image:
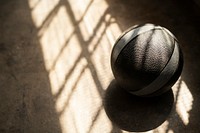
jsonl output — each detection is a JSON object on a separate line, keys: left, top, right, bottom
{"left": 0, "top": 0, "right": 200, "bottom": 133}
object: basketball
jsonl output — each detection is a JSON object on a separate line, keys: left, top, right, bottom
{"left": 111, "top": 24, "right": 183, "bottom": 97}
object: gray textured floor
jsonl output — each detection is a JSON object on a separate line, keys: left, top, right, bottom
{"left": 0, "top": 0, "right": 200, "bottom": 133}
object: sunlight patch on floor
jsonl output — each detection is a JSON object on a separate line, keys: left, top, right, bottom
{"left": 29, "top": 0, "right": 60, "bottom": 28}
{"left": 173, "top": 78, "right": 193, "bottom": 125}
{"left": 28, "top": 0, "right": 122, "bottom": 132}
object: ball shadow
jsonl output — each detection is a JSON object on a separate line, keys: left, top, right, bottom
{"left": 103, "top": 80, "right": 174, "bottom": 132}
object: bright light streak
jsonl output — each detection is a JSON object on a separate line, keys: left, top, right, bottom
{"left": 28, "top": 0, "right": 121, "bottom": 132}
{"left": 173, "top": 78, "right": 193, "bottom": 125}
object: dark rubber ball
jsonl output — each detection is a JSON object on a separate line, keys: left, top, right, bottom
{"left": 111, "top": 24, "right": 183, "bottom": 97}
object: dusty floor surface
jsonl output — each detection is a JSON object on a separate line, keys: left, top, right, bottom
{"left": 0, "top": 0, "right": 200, "bottom": 133}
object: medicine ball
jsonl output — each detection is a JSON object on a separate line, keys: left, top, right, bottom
{"left": 111, "top": 24, "right": 183, "bottom": 97}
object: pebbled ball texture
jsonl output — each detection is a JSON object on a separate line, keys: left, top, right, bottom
{"left": 111, "top": 24, "right": 183, "bottom": 97}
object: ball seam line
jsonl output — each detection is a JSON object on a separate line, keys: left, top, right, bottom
{"left": 131, "top": 40, "right": 179, "bottom": 96}
{"left": 111, "top": 24, "right": 168, "bottom": 67}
